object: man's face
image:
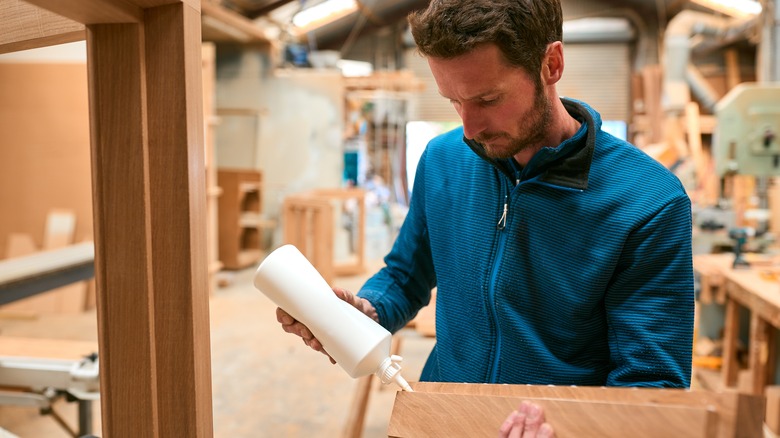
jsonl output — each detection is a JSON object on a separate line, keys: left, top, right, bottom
{"left": 428, "top": 44, "right": 551, "bottom": 161}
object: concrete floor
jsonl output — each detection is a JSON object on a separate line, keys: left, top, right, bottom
{"left": 0, "top": 260, "right": 436, "bottom": 437}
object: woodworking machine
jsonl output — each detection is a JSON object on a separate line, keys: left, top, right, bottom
{"left": 713, "top": 83, "right": 780, "bottom": 177}
{"left": 0, "top": 353, "right": 99, "bottom": 437}
{"left": 712, "top": 83, "right": 780, "bottom": 268}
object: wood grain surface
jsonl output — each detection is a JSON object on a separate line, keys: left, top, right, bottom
{"left": 387, "top": 382, "right": 764, "bottom": 438}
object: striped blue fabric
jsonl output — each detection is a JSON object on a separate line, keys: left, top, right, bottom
{"left": 358, "top": 99, "right": 693, "bottom": 388}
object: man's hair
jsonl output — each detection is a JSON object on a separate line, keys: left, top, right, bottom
{"left": 408, "top": 0, "right": 563, "bottom": 78}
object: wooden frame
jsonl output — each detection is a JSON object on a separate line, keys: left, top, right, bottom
{"left": 1, "top": 1, "right": 214, "bottom": 435}
{"left": 283, "top": 188, "right": 366, "bottom": 286}
{"left": 389, "top": 382, "right": 764, "bottom": 438}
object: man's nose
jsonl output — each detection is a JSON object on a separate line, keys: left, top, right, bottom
{"left": 459, "top": 106, "right": 484, "bottom": 140}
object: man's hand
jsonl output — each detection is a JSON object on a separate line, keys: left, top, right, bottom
{"left": 498, "top": 401, "right": 555, "bottom": 438}
{"left": 275, "top": 287, "right": 378, "bottom": 364}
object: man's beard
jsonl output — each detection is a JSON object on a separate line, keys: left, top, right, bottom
{"left": 477, "top": 85, "right": 552, "bottom": 160}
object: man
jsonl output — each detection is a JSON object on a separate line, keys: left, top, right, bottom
{"left": 279, "top": 0, "right": 693, "bottom": 423}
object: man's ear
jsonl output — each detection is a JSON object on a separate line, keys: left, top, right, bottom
{"left": 542, "top": 41, "right": 564, "bottom": 85}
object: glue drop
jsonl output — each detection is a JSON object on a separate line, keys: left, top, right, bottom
{"left": 253, "top": 244, "right": 413, "bottom": 392}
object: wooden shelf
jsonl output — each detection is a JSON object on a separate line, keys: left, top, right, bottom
{"left": 237, "top": 249, "right": 263, "bottom": 268}
{"left": 217, "top": 169, "right": 267, "bottom": 270}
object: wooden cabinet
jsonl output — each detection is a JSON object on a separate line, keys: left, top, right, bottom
{"left": 217, "top": 169, "right": 268, "bottom": 270}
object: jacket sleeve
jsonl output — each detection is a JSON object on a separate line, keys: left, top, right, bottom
{"left": 605, "top": 192, "right": 694, "bottom": 388}
{"left": 357, "top": 149, "right": 437, "bottom": 334}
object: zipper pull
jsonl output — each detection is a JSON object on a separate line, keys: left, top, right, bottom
{"left": 497, "top": 195, "right": 508, "bottom": 230}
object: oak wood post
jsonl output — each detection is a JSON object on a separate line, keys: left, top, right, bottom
{"left": 86, "top": 2, "right": 213, "bottom": 436}
{"left": 143, "top": 3, "right": 213, "bottom": 436}
{"left": 87, "top": 21, "right": 160, "bottom": 436}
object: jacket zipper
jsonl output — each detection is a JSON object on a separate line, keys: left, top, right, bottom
{"left": 496, "top": 196, "right": 508, "bottom": 230}
{"left": 497, "top": 165, "right": 520, "bottom": 229}
{"left": 487, "top": 178, "right": 515, "bottom": 382}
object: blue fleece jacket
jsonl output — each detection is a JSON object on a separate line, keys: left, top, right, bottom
{"left": 357, "top": 98, "right": 693, "bottom": 388}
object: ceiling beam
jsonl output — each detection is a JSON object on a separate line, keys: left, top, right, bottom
{"left": 0, "top": 0, "right": 85, "bottom": 54}
{"left": 201, "top": 1, "right": 271, "bottom": 42}
{"left": 245, "top": 0, "right": 295, "bottom": 20}
{"left": 23, "top": 0, "right": 144, "bottom": 23}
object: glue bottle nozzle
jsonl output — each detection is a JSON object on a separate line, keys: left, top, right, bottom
{"left": 377, "top": 355, "right": 414, "bottom": 391}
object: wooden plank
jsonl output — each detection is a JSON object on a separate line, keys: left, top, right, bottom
{"left": 389, "top": 391, "right": 717, "bottom": 438}
{"left": 201, "top": 1, "right": 271, "bottom": 43}
{"left": 0, "top": 242, "right": 94, "bottom": 307}
{"left": 770, "top": 178, "right": 780, "bottom": 236}
{"left": 0, "top": 62, "right": 93, "bottom": 259}
{"left": 0, "top": 242, "right": 93, "bottom": 286}
{"left": 724, "top": 49, "right": 741, "bottom": 91}
{"left": 767, "top": 386, "right": 780, "bottom": 435}
{"left": 0, "top": 336, "right": 97, "bottom": 360}
{"left": 42, "top": 210, "right": 76, "bottom": 250}
{"left": 86, "top": 20, "right": 159, "bottom": 437}
{"left": 641, "top": 65, "right": 664, "bottom": 143}
{"left": 42, "top": 209, "right": 88, "bottom": 313}
{"left": 0, "top": 0, "right": 84, "bottom": 54}
{"left": 685, "top": 102, "right": 705, "bottom": 186}
{"left": 749, "top": 312, "right": 772, "bottom": 395}
{"left": 313, "top": 202, "right": 334, "bottom": 285}
{"left": 143, "top": 3, "right": 213, "bottom": 436}
{"left": 3, "top": 233, "right": 37, "bottom": 259}
{"left": 343, "top": 374, "right": 373, "bottom": 438}
{"left": 400, "top": 383, "right": 764, "bottom": 438}
{"left": 202, "top": 42, "right": 220, "bottom": 294}
{"left": 24, "top": 0, "right": 143, "bottom": 24}
{"left": 722, "top": 297, "right": 741, "bottom": 389}
{"left": 0, "top": 236, "right": 43, "bottom": 314}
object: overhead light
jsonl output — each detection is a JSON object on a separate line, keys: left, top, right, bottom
{"left": 292, "top": 0, "right": 358, "bottom": 32}
{"left": 689, "top": 0, "right": 762, "bottom": 19}
{"left": 337, "top": 59, "right": 373, "bottom": 77}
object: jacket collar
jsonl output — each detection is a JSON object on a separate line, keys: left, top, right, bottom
{"left": 464, "top": 98, "right": 596, "bottom": 190}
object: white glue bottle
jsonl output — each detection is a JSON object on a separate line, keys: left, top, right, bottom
{"left": 253, "top": 244, "right": 413, "bottom": 392}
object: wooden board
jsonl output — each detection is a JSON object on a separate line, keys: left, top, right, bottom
{"left": 388, "top": 383, "right": 764, "bottom": 438}
{"left": 389, "top": 391, "right": 717, "bottom": 438}
{"left": 0, "top": 336, "right": 97, "bottom": 360}
{"left": 0, "top": 233, "right": 54, "bottom": 315}
{"left": 0, "top": 63, "right": 93, "bottom": 261}
{"left": 0, "top": 0, "right": 84, "bottom": 54}
{"left": 43, "top": 209, "right": 88, "bottom": 313}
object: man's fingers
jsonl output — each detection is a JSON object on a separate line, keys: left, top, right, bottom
{"left": 301, "top": 337, "right": 336, "bottom": 364}
{"left": 498, "top": 401, "right": 553, "bottom": 438}
{"left": 538, "top": 423, "right": 555, "bottom": 438}
{"left": 508, "top": 411, "right": 525, "bottom": 438}
{"left": 332, "top": 287, "right": 379, "bottom": 322}
{"left": 277, "top": 313, "right": 335, "bottom": 364}
{"left": 520, "top": 402, "right": 543, "bottom": 438}
{"left": 497, "top": 408, "right": 526, "bottom": 438}
{"left": 275, "top": 307, "right": 295, "bottom": 325}
{"left": 332, "top": 287, "right": 354, "bottom": 305}
{"left": 498, "top": 411, "right": 519, "bottom": 438}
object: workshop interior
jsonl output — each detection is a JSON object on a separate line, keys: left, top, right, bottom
{"left": 1, "top": 0, "right": 780, "bottom": 436}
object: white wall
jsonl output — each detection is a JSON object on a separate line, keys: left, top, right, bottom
{"left": 214, "top": 45, "right": 345, "bottom": 226}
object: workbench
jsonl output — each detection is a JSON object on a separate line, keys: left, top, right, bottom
{"left": 0, "top": 242, "right": 94, "bottom": 306}
{"left": 693, "top": 253, "right": 780, "bottom": 395}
